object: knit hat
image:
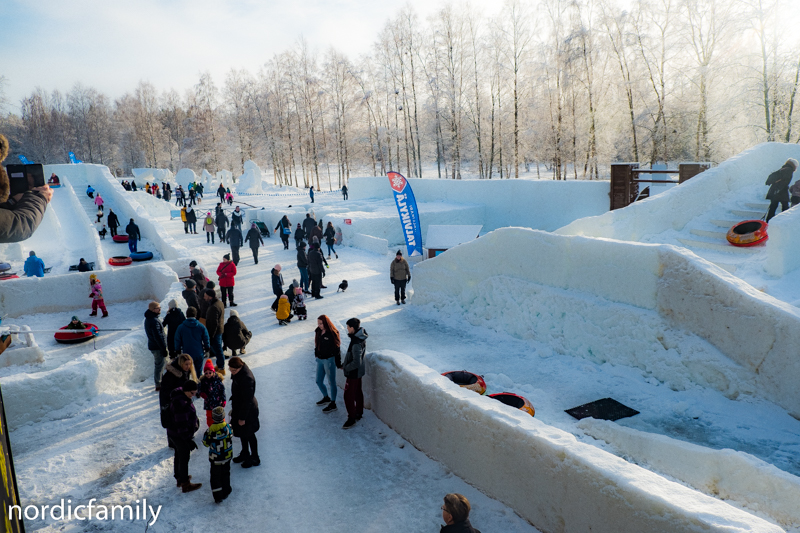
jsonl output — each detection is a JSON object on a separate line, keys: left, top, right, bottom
{"left": 183, "top": 380, "right": 198, "bottom": 392}
{"left": 168, "top": 299, "right": 178, "bottom": 309}
{"left": 203, "top": 359, "right": 215, "bottom": 373}
{"left": 252, "top": 223, "right": 257, "bottom": 228}
{"left": 274, "top": 264, "right": 281, "bottom": 271}
{"left": 212, "top": 406, "right": 225, "bottom": 423}
{"left": 185, "top": 279, "right": 196, "bottom": 288}
{"left": 396, "top": 250, "right": 402, "bottom": 256}
{"left": 298, "top": 241, "right": 306, "bottom": 248}
{"left": 223, "top": 253, "right": 231, "bottom": 260}
{"left": 71, "top": 316, "right": 80, "bottom": 322}
{"left": 297, "top": 223, "right": 301, "bottom": 227}
{"left": 292, "top": 279, "right": 299, "bottom": 287}
{"left": 229, "top": 309, "right": 239, "bottom": 317}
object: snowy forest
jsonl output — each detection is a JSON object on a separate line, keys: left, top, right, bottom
{"left": 1, "top": 0, "right": 799, "bottom": 186}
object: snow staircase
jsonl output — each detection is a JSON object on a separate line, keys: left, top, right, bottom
{"left": 674, "top": 199, "right": 770, "bottom": 274}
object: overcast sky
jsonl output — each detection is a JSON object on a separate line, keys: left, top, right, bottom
{"left": 0, "top": 0, "right": 500, "bottom": 111}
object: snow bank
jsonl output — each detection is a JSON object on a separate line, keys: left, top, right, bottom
{"left": 175, "top": 168, "right": 198, "bottom": 190}
{"left": 347, "top": 176, "right": 609, "bottom": 232}
{"left": 344, "top": 350, "right": 782, "bottom": 533}
{"left": 764, "top": 205, "right": 800, "bottom": 276}
{"left": 0, "top": 275, "right": 185, "bottom": 430}
{"left": 579, "top": 418, "right": 800, "bottom": 529}
{"left": 47, "top": 164, "right": 190, "bottom": 261}
{"left": 412, "top": 227, "right": 800, "bottom": 417}
{"left": 0, "top": 262, "right": 177, "bottom": 318}
{"left": 132, "top": 168, "right": 174, "bottom": 183}
{"left": 236, "top": 160, "right": 264, "bottom": 194}
{"left": 349, "top": 233, "right": 388, "bottom": 255}
{"left": 557, "top": 142, "right": 800, "bottom": 240}
{"left": 129, "top": 190, "right": 172, "bottom": 218}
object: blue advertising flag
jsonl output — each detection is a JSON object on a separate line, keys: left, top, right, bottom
{"left": 387, "top": 171, "right": 423, "bottom": 257}
{"left": 17, "top": 155, "right": 32, "bottom": 164}
{"left": 68, "top": 151, "right": 82, "bottom": 164}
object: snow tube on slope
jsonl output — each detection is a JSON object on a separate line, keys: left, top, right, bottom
{"left": 54, "top": 323, "right": 98, "bottom": 344}
{"left": 489, "top": 392, "right": 535, "bottom": 417}
{"left": 0, "top": 274, "right": 19, "bottom": 281}
{"left": 108, "top": 256, "right": 133, "bottom": 266}
{"left": 0, "top": 262, "right": 10, "bottom": 273}
{"left": 727, "top": 220, "right": 768, "bottom": 247}
{"left": 112, "top": 235, "right": 129, "bottom": 243}
{"left": 129, "top": 251, "right": 153, "bottom": 262}
{"left": 442, "top": 370, "right": 487, "bottom": 395}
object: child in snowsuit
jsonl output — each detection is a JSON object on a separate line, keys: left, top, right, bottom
{"left": 277, "top": 294, "right": 292, "bottom": 325}
{"left": 292, "top": 286, "right": 307, "bottom": 320}
{"left": 96, "top": 208, "right": 103, "bottom": 223}
{"left": 225, "top": 192, "right": 233, "bottom": 206}
{"left": 202, "top": 406, "right": 233, "bottom": 503}
{"left": 89, "top": 275, "right": 108, "bottom": 317}
{"left": 198, "top": 359, "right": 226, "bottom": 427}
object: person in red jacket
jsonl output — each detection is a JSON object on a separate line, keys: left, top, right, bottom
{"left": 216, "top": 253, "right": 238, "bottom": 307}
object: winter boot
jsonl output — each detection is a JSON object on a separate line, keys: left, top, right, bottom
{"left": 232, "top": 454, "right": 248, "bottom": 464}
{"left": 176, "top": 475, "right": 192, "bottom": 487}
{"left": 342, "top": 418, "right": 357, "bottom": 429}
{"left": 241, "top": 457, "right": 261, "bottom": 468}
{"left": 316, "top": 396, "right": 331, "bottom": 405}
{"left": 102, "top": 311, "right": 109, "bottom": 317}
{"left": 89, "top": 312, "right": 97, "bottom": 316}
{"left": 322, "top": 402, "right": 337, "bottom": 413}
{"left": 181, "top": 481, "right": 202, "bottom": 493}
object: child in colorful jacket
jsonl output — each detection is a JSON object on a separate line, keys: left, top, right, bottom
{"left": 277, "top": 294, "right": 292, "bottom": 325}
{"left": 292, "top": 285, "right": 307, "bottom": 320}
{"left": 202, "top": 406, "right": 233, "bottom": 503}
{"left": 198, "top": 359, "right": 226, "bottom": 427}
{"left": 89, "top": 275, "right": 108, "bottom": 318}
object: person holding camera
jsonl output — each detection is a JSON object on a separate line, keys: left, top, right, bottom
{"left": 0, "top": 135, "right": 53, "bottom": 244}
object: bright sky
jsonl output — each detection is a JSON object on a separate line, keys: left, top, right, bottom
{"left": 0, "top": 0, "right": 500, "bottom": 111}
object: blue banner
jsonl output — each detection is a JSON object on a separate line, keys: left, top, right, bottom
{"left": 17, "top": 155, "right": 32, "bottom": 164}
{"left": 68, "top": 151, "right": 82, "bottom": 164}
{"left": 387, "top": 171, "right": 423, "bottom": 257}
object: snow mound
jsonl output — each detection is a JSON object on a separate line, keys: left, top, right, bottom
{"left": 175, "top": 168, "right": 198, "bottom": 190}
{"left": 132, "top": 168, "right": 174, "bottom": 183}
{"left": 236, "top": 160, "right": 264, "bottom": 194}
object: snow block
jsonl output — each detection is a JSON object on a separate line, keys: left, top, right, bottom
{"left": 764, "top": 205, "right": 800, "bottom": 276}
{"left": 359, "top": 350, "right": 782, "bottom": 533}
{"left": 349, "top": 233, "right": 388, "bottom": 256}
{"left": 132, "top": 168, "right": 174, "bottom": 183}
{"left": 175, "top": 168, "right": 198, "bottom": 190}
{"left": 579, "top": 418, "right": 800, "bottom": 529}
{"left": 236, "top": 160, "right": 264, "bottom": 194}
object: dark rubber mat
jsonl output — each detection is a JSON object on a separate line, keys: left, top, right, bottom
{"left": 565, "top": 397, "right": 639, "bottom": 421}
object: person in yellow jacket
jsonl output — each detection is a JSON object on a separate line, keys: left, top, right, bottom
{"left": 276, "top": 294, "right": 293, "bottom": 325}
{"left": 180, "top": 207, "right": 189, "bottom": 234}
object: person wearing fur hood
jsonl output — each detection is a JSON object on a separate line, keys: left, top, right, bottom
{"left": 222, "top": 310, "right": 252, "bottom": 357}
{"left": 198, "top": 359, "right": 226, "bottom": 427}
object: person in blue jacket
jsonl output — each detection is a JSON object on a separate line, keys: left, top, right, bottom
{"left": 174, "top": 306, "right": 211, "bottom": 377}
{"left": 309, "top": 185, "right": 314, "bottom": 203}
{"left": 23, "top": 250, "right": 45, "bottom": 277}
{"left": 86, "top": 185, "right": 95, "bottom": 199}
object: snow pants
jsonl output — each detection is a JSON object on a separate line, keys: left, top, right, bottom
{"left": 250, "top": 246, "right": 259, "bottom": 264}
{"left": 91, "top": 298, "right": 108, "bottom": 315}
{"left": 230, "top": 246, "right": 240, "bottom": 266}
{"left": 344, "top": 377, "right": 363, "bottom": 420}
{"left": 393, "top": 279, "right": 407, "bottom": 302}
{"left": 221, "top": 286, "right": 234, "bottom": 306}
{"left": 316, "top": 357, "right": 337, "bottom": 402}
{"left": 109, "top": 225, "right": 118, "bottom": 237}
{"left": 206, "top": 231, "right": 215, "bottom": 244}
{"left": 210, "top": 460, "right": 231, "bottom": 502}
{"left": 767, "top": 198, "right": 789, "bottom": 222}
{"left": 172, "top": 436, "right": 193, "bottom": 483}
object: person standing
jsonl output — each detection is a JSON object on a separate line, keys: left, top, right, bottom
{"left": 202, "top": 406, "right": 233, "bottom": 503}
{"left": 107, "top": 209, "right": 119, "bottom": 237}
{"left": 217, "top": 183, "right": 226, "bottom": 204}
{"left": 311, "top": 220, "right": 323, "bottom": 246}
{"left": 342, "top": 318, "right": 368, "bottom": 429}
{"left": 309, "top": 185, "right": 314, "bottom": 203}
{"left": 159, "top": 354, "right": 196, "bottom": 434}
{"left": 302, "top": 213, "right": 316, "bottom": 242}
{"left": 186, "top": 205, "right": 198, "bottom": 234}
{"left": 195, "top": 182, "right": 204, "bottom": 199}
{"left": 89, "top": 275, "right": 109, "bottom": 318}
{"left": 314, "top": 315, "right": 341, "bottom": 413}
{"left": 296, "top": 241, "right": 310, "bottom": 294}
{"left": 188, "top": 186, "right": 197, "bottom": 206}
{"left": 216, "top": 207, "right": 229, "bottom": 242}
{"left": 324, "top": 221, "right": 338, "bottom": 259}
{"left": 126, "top": 218, "right": 141, "bottom": 254}
{"left": 245, "top": 223, "right": 264, "bottom": 264}
{"left": 168, "top": 380, "right": 202, "bottom": 493}
{"left": 217, "top": 254, "right": 237, "bottom": 307}
{"left": 226, "top": 226, "right": 244, "bottom": 266}
{"left": 390, "top": 250, "right": 411, "bottom": 305}
{"left": 131, "top": 180, "right": 137, "bottom": 192}
{"left": 228, "top": 356, "right": 260, "bottom": 468}
{"left": 440, "top": 494, "right": 481, "bottom": 533}
{"left": 294, "top": 223, "right": 304, "bottom": 248}
{"left": 341, "top": 184, "right": 348, "bottom": 200}
{"left": 231, "top": 206, "right": 244, "bottom": 230}
{"left": 766, "top": 158, "right": 798, "bottom": 222}
{"left": 308, "top": 243, "right": 325, "bottom": 299}
{"left": 182, "top": 279, "right": 200, "bottom": 311}
{"left": 174, "top": 306, "right": 211, "bottom": 377}
{"left": 275, "top": 215, "right": 291, "bottom": 250}
{"left": 94, "top": 193, "right": 104, "bottom": 211}
{"left": 203, "top": 212, "right": 216, "bottom": 244}
{"left": 270, "top": 264, "right": 284, "bottom": 310}
{"left": 23, "top": 250, "right": 45, "bottom": 277}
{"left": 144, "top": 301, "right": 169, "bottom": 391}
{"left": 203, "top": 289, "right": 226, "bottom": 372}
{"left": 162, "top": 299, "right": 186, "bottom": 359}
{"left": 175, "top": 186, "right": 184, "bottom": 207}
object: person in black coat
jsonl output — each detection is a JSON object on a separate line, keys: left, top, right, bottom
{"left": 271, "top": 265, "right": 284, "bottom": 310}
{"left": 341, "top": 184, "right": 348, "bottom": 200}
{"left": 162, "top": 300, "right": 186, "bottom": 359}
{"left": 296, "top": 241, "right": 310, "bottom": 294}
{"left": 168, "top": 380, "right": 202, "bottom": 493}
{"left": 245, "top": 223, "right": 264, "bottom": 264}
{"left": 226, "top": 226, "right": 244, "bottom": 266}
{"left": 275, "top": 215, "right": 291, "bottom": 249}
{"left": 216, "top": 208, "right": 229, "bottom": 242}
{"left": 144, "top": 301, "right": 169, "bottom": 390}
{"left": 107, "top": 209, "right": 120, "bottom": 237}
{"left": 159, "top": 354, "right": 197, "bottom": 437}
{"left": 302, "top": 213, "right": 316, "bottom": 242}
{"left": 217, "top": 184, "right": 226, "bottom": 204}
{"left": 228, "top": 357, "right": 260, "bottom": 468}
{"left": 766, "top": 158, "right": 798, "bottom": 222}
{"left": 182, "top": 279, "right": 201, "bottom": 312}
{"left": 126, "top": 218, "right": 141, "bottom": 253}
{"left": 440, "top": 494, "right": 481, "bottom": 533}
{"left": 294, "top": 223, "right": 304, "bottom": 248}
{"left": 308, "top": 245, "right": 326, "bottom": 299}
{"left": 186, "top": 206, "right": 198, "bottom": 234}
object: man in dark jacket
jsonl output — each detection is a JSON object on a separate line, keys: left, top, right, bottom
{"left": 107, "top": 209, "right": 120, "bottom": 237}
{"left": 766, "top": 158, "right": 798, "bottom": 222}
{"left": 302, "top": 213, "right": 317, "bottom": 242}
{"left": 296, "top": 241, "right": 310, "bottom": 294}
{"left": 310, "top": 221, "right": 323, "bottom": 245}
{"left": 294, "top": 223, "right": 304, "bottom": 248}
{"left": 174, "top": 307, "right": 211, "bottom": 377}
{"left": 217, "top": 184, "right": 226, "bottom": 204}
{"left": 203, "top": 289, "right": 226, "bottom": 372}
{"left": 126, "top": 218, "right": 141, "bottom": 253}
{"left": 245, "top": 223, "right": 264, "bottom": 264}
{"left": 162, "top": 300, "right": 186, "bottom": 359}
{"left": 168, "top": 381, "right": 202, "bottom": 493}
{"left": 216, "top": 208, "right": 229, "bottom": 242}
{"left": 144, "top": 301, "right": 169, "bottom": 390}
{"left": 341, "top": 184, "right": 348, "bottom": 200}
{"left": 390, "top": 250, "right": 411, "bottom": 305}
{"left": 308, "top": 245, "right": 326, "bottom": 299}
{"left": 226, "top": 226, "right": 244, "bottom": 266}
{"left": 342, "top": 318, "right": 368, "bottom": 429}
{"left": 440, "top": 493, "right": 481, "bottom": 533}
{"left": 229, "top": 357, "right": 260, "bottom": 468}
{"left": 271, "top": 264, "right": 284, "bottom": 310}
{"left": 182, "top": 279, "right": 201, "bottom": 312}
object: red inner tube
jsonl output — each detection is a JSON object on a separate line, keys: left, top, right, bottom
{"left": 489, "top": 392, "right": 526, "bottom": 409}
{"left": 108, "top": 256, "right": 133, "bottom": 266}
{"left": 727, "top": 219, "right": 768, "bottom": 247}
{"left": 54, "top": 323, "right": 98, "bottom": 344}
{"left": 112, "top": 235, "right": 129, "bottom": 243}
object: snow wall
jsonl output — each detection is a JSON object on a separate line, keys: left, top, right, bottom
{"left": 412, "top": 227, "right": 800, "bottom": 418}
{"left": 556, "top": 143, "right": 800, "bottom": 243}
{"left": 0, "top": 269, "right": 185, "bottom": 430}
{"left": 45, "top": 164, "right": 190, "bottom": 261}
{"left": 132, "top": 168, "right": 174, "bottom": 183}
{"left": 764, "top": 204, "right": 800, "bottom": 276}
{"left": 337, "top": 350, "right": 781, "bottom": 533}
{"left": 0, "top": 262, "right": 177, "bottom": 318}
{"left": 346, "top": 176, "right": 609, "bottom": 232}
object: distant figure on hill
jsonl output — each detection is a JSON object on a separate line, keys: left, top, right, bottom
{"left": 765, "top": 158, "right": 798, "bottom": 222}
{"left": 309, "top": 185, "right": 314, "bottom": 203}
{"left": 341, "top": 184, "right": 348, "bottom": 200}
